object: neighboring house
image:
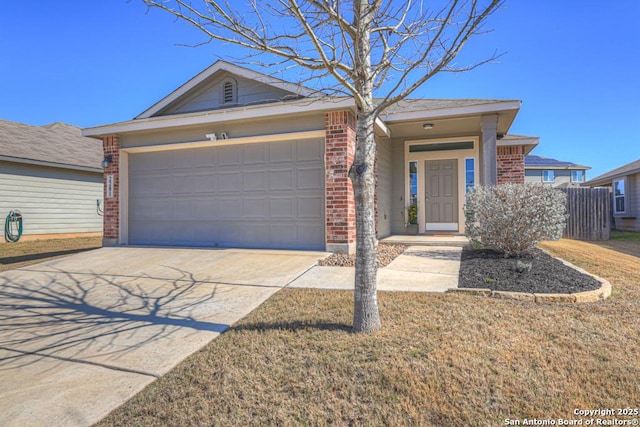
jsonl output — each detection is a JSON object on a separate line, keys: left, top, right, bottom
{"left": 586, "top": 159, "right": 640, "bottom": 232}
{"left": 525, "top": 155, "right": 590, "bottom": 187}
{"left": 83, "top": 60, "right": 539, "bottom": 253}
{"left": 0, "top": 120, "right": 103, "bottom": 241}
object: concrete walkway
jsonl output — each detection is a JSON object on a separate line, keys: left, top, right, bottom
{"left": 289, "top": 246, "right": 462, "bottom": 292}
{"left": 0, "top": 247, "right": 325, "bottom": 427}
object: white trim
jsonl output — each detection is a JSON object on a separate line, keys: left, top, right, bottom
{"left": 83, "top": 98, "right": 355, "bottom": 137}
{"left": 122, "top": 130, "right": 325, "bottom": 154}
{"left": 425, "top": 222, "right": 458, "bottom": 231}
{"left": 374, "top": 117, "right": 391, "bottom": 137}
{"left": 119, "top": 151, "right": 129, "bottom": 245}
{"left": 382, "top": 101, "right": 521, "bottom": 123}
{"left": 542, "top": 170, "right": 555, "bottom": 183}
{"left": 405, "top": 136, "right": 479, "bottom": 234}
{"left": 136, "top": 60, "right": 319, "bottom": 119}
{"left": 613, "top": 177, "right": 627, "bottom": 215}
{"left": 498, "top": 136, "right": 539, "bottom": 147}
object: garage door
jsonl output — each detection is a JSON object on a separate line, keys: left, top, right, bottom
{"left": 128, "top": 139, "right": 325, "bottom": 250}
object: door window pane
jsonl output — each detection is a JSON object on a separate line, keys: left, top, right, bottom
{"left": 409, "top": 161, "right": 418, "bottom": 224}
{"left": 465, "top": 158, "right": 475, "bottom": 193}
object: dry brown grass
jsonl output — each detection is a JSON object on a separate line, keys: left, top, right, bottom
{"left": 0, "top": 236, "right": 101, "bottom": 272}
{"left": 98, "top": 237, "right": 640, "bottom": 427}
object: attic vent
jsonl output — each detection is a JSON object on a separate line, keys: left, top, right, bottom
{"left": 222, "top": 79, "right": 236, "bottom": 104}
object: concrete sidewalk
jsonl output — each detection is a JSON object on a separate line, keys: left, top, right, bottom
{"left": 288, "top": 246, "right": 461, "bottom": 292}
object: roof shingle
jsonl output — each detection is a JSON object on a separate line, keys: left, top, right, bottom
{"left": 0, "top": 120, "right": 102, "bottom": 171}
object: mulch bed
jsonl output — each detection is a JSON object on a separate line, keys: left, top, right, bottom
{"left": 459, "top": 247, "right": 601, "bottom": 294}
{"left": 318, "top": 243, "right": 408, "bottom": 268}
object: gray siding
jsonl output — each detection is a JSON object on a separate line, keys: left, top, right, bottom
{"left": 120, "top": 114, "right": 325, "bottom": 149}
{"left": 162, "top": 74, "right": 294, "bottom": 115}
{"left": 0, "top": 161, "right": 103, "bottom": 237}
{"left": 390, "top": 139, "right": 407, "bottom": 234}
{"left": 614, "top": 173, "right": 640, "bottom": 232}
{"left": 376, "top": 137, "right": 393, "bottom": 238}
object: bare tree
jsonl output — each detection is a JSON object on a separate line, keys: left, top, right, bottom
{"left": 141, "top": 0, "right": 503, "bottom": 333}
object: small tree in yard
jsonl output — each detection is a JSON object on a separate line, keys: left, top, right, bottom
{"left": 141, "top": 0, "right": 503, "bottom": 333}
{"left": 465, "top": 184, "right": 567, "bottom": 258}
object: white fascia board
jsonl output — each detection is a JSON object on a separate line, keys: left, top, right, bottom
{"left": 136, "top": 60, "right": 320, "bottom": 119}
{"left": 374, "top": 117, "right": 391, "bottom": 137}
{"left": 497, "top": 136, "right": 539, "bottom": 147}
{"left": 83, "top": 98, "right": 356, "bottom": 138}
{"left": 381, "top": 101, "right": 521, "bottom": 122}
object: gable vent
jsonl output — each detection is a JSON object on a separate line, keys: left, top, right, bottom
{"left": 223, "top": 80, "right": 235, "bottom": 104}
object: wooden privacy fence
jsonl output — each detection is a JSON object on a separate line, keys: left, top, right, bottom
{"left": 559, "top": 187, "right": 611, "bottom": 241}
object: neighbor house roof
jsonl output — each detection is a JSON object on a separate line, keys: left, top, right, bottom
{"left": 587, "top": 159, "right": 640, "bottom": 186}
{"left": 0, "top": 120, "right": 102, "bottom": 172}
{"left": 525, "top": 155, "right": 590, "bottom": 170}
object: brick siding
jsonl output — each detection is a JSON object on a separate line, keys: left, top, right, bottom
{"left": 325, "top": 111, "right": 356, "bottom": 248}
{"left": 102, "top": 135, "right": 120, "bottom": 240}
{"left": 497, "top": 145, "right": 525, "bottom": 184}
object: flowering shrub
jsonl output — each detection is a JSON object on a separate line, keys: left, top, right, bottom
{"left": 464, "top": 184, "right": 567, "bottom": 257}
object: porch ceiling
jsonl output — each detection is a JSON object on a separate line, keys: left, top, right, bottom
{"left": 384, "top": 109, "right": 517, "bottom": 140}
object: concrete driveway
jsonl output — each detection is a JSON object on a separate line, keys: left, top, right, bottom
{"left": 0, "top": 247, "right": 325, "bottom": 427}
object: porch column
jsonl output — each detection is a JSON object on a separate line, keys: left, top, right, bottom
{"left": 102, "top": 135, "right": 120, "bottom": 246}
{"left": 324, "top": 111, "right": 356, "bottom": 254}
{"left": 481, "top": 114, "right": 498, "bottom": 186}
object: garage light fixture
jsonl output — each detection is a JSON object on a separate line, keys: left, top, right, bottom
{"left": 422, "top": 123, "right": 434, "bottom": 130}
{"left": 102, "top": 155, "right": 113, "bottom": 168}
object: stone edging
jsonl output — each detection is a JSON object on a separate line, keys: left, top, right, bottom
{"left": 447, "top": 250, "right": 612, "bottom": 303}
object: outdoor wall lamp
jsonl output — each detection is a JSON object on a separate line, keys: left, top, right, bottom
{"left": 422, "top": 123, "right": 434, "bottom": 130}
{"left": 102, "top": 155, "right": 113, "bottom": 168}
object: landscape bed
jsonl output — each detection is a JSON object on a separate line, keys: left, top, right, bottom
{"left": 458, "top": 247, "right": 602, "bottom": 294}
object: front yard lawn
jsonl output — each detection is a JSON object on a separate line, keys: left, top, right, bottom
{"left": 0, "top": 236, "right": 101, "bottom": 272}
{"left": 98, "top": 237, "right": 640, "bottom": 426}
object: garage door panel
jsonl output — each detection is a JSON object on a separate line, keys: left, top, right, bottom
{"left": 172, "top": 175, "right": 195, "bottom": 194}
{"left": 194, "top": 147, "right": 218, "bottom": 168}
{"left": 129, "top": 139, "right": 325, "bottom": 249}
{"left": 297, "top": 140, "right": 322, "bottom": 162}
{"left": 218, "top": 172, "right": 242, "bottom": 192}
{"left": 195, "top": 173, "right": 218, "bottom": 194}
{"left": 269, "top": 197, "right": 295, "bottom": 219}
{"left": 269, "top": 169, "right": 294, "bottom": 190}
{"left": 243, "top": 144, "right": 267, "bottom": 165}
{"left": 269, "top": 142, "right": 295, "bottom": 163}
{"left": 243, "top": 171, "right": 267, "bottom": 192}
{"left": 298, "top": 196, "right": 323, "bottom": 218}
{"left": 219, "top": 146, "right": 241, "bottom": 166}
{"left": 297, "top": 167, "right": 323, "bottom": 190}
{"left": 217, "top": 198, "right": 242, "bottom": 219}
{"left": 243, "top": 197, "right": 268, "bottom": 218}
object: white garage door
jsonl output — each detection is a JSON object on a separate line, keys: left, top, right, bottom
{"left": 128, "top": 139, "right": 325, "bottom": 250}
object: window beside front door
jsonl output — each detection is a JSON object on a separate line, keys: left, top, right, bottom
{"left": 465, "top": 158, "right": 475, "bottom": 192}
{"left": 408, "top": 161, "right": 418, "bottom": 224}
{"left": 543, "top": 170, "right": 555, "bottom": 183}
{"left": 571, "top": 170, "right": 585, "bottom": 183}
{"left": 614, "top": 178, "right": 626, "bottom": 215}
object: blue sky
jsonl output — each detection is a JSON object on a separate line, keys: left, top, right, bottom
{"left": 1, "top": 1, "right": 638, "bottom": 179}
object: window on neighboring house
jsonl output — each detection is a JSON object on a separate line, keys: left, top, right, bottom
{"left": 543, "top": 170, "right": 555, "bottom": 183}
{"left": 465, "top": 158, "right": 475, "bottom": 193}
{"left": 222, "top": 79, "right": 237, "bottom": 104}
{"left": 614, "top": 178, "right": 626, "bottom": 214}
{"left": 571, "top": 170, "right": 585, "bottom": 183}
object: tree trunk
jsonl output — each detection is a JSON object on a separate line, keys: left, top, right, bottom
{"left": 351, "top": 111, "right": 380, "bottom": 333}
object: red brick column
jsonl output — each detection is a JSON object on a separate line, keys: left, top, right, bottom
{"left": 497, "top": 145, "right": 525, "bottom": 184}
{"left": 102, "top": 135, "right": 120, "bottom": 245}
{"left": 325, "top": 111, "right": 356, "bottom": 254}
